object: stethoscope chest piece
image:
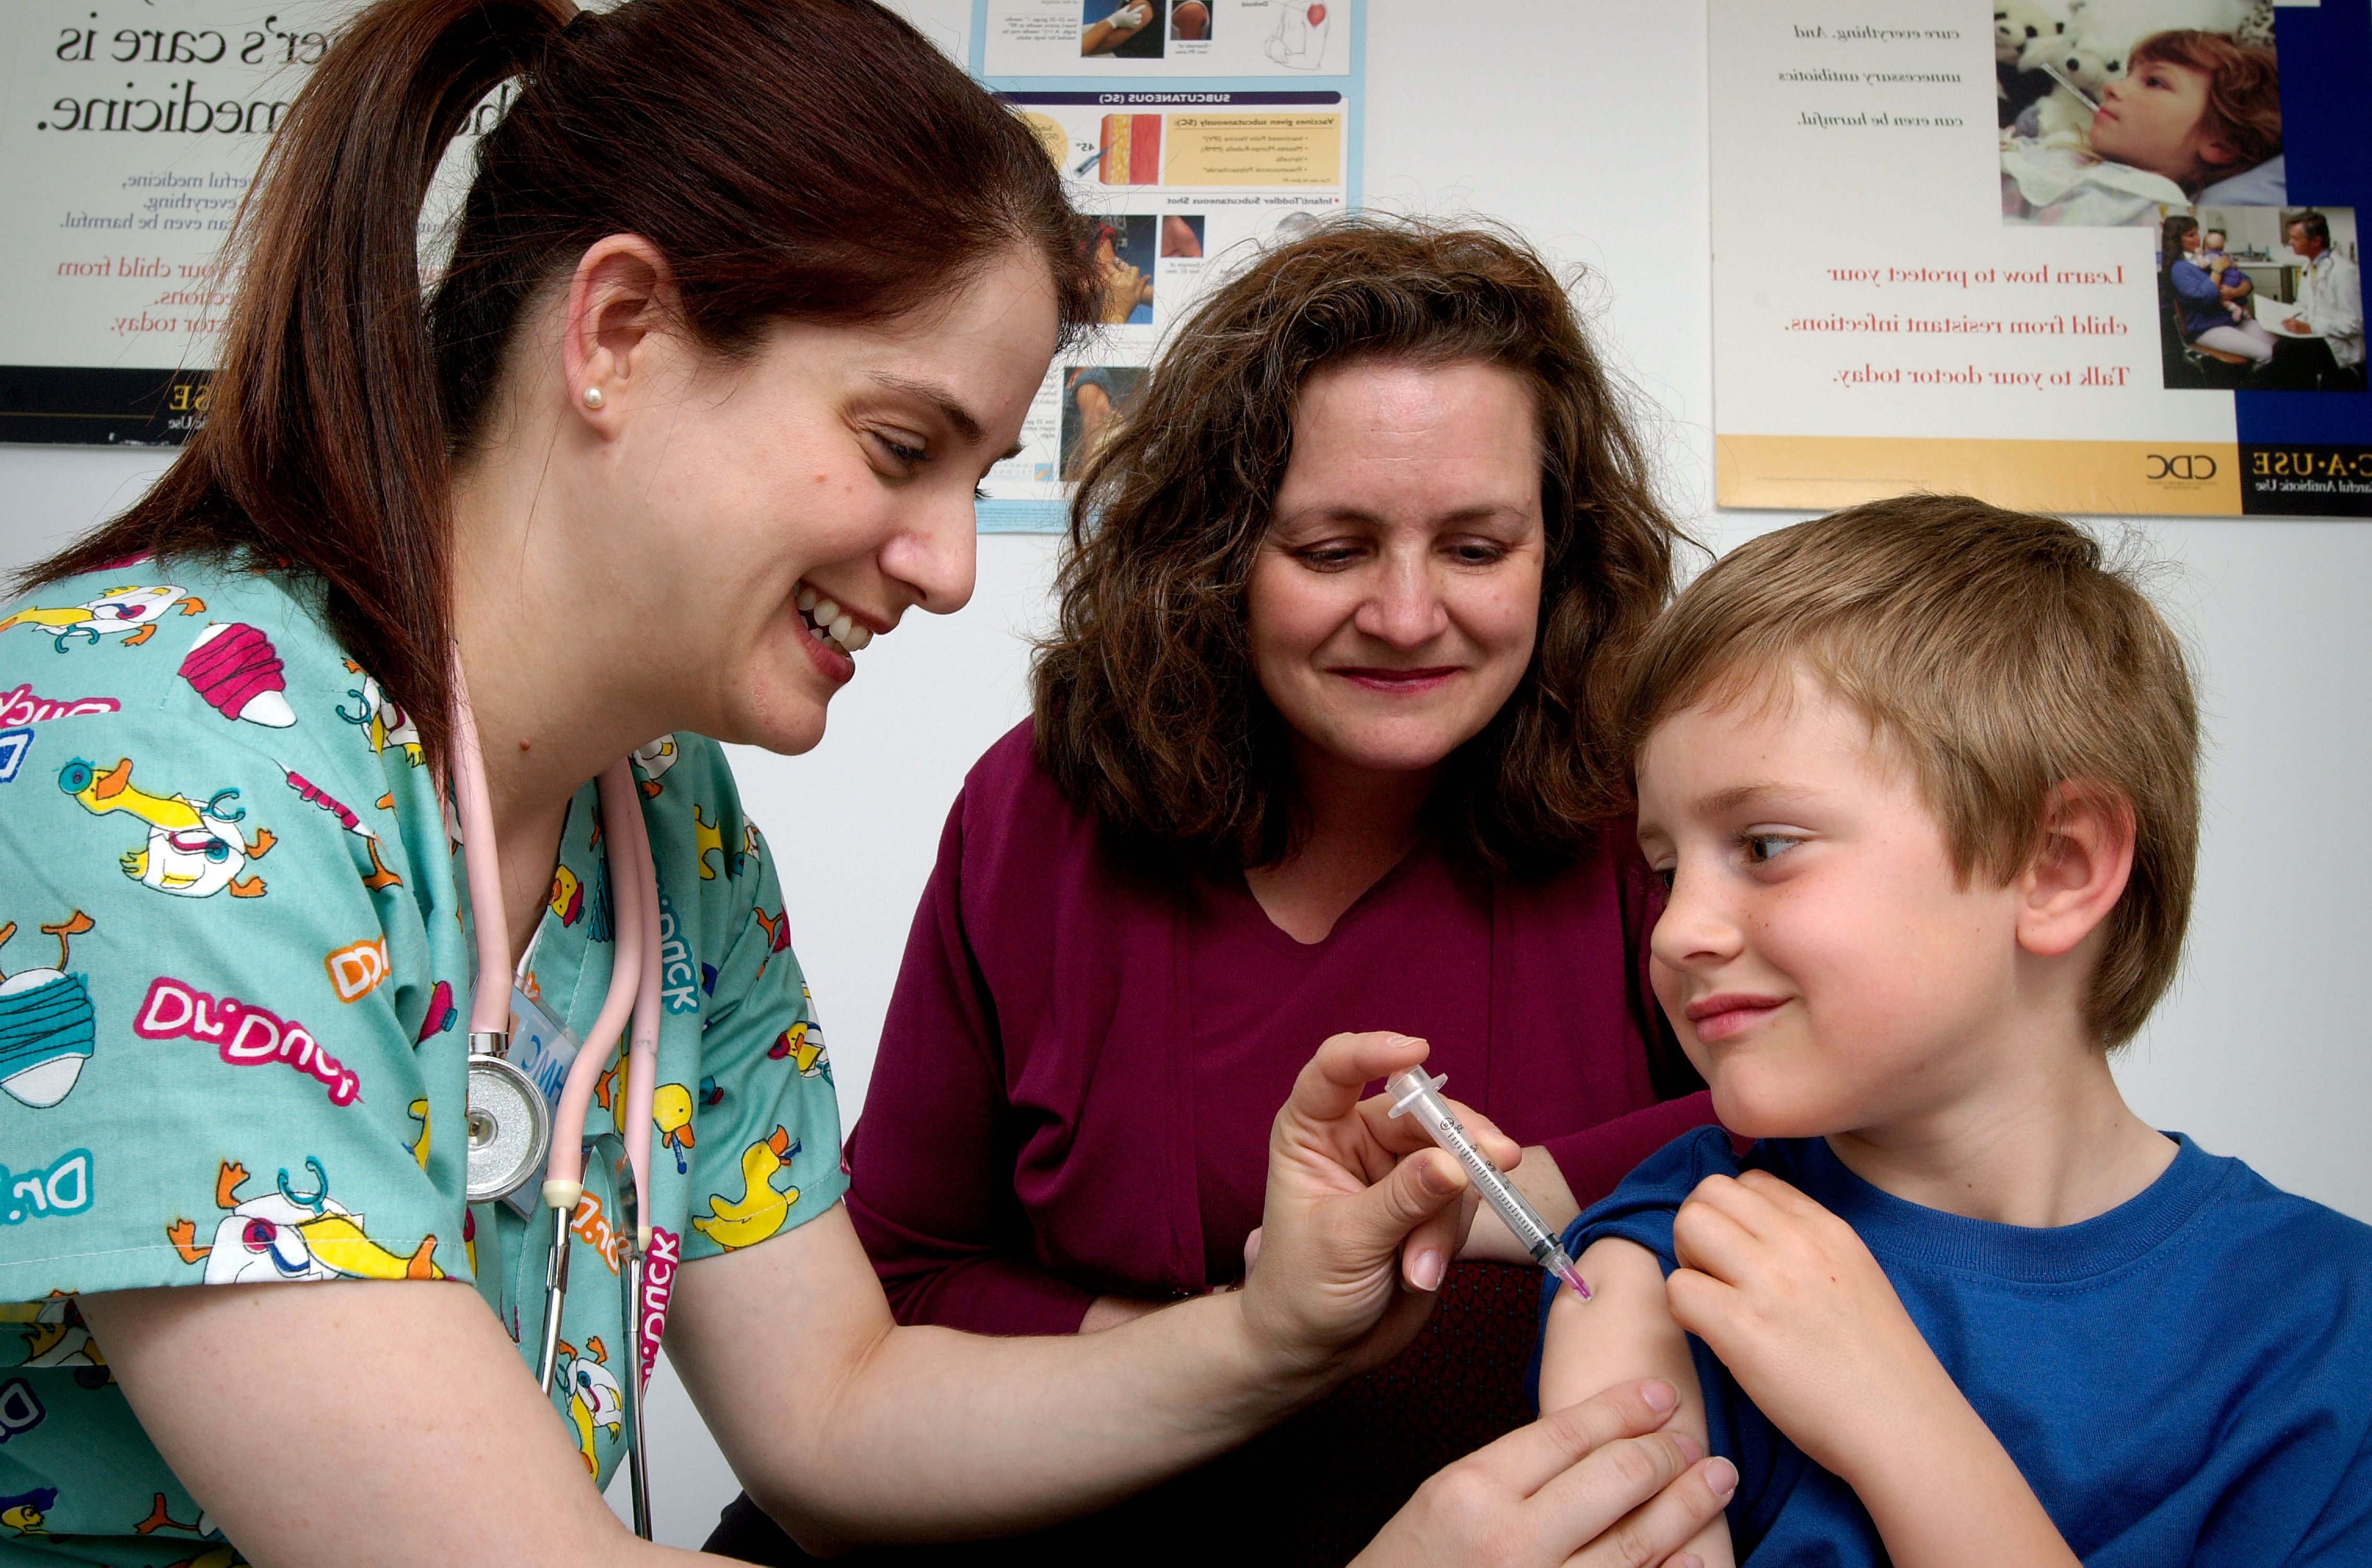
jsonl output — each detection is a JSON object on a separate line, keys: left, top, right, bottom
{"left": 466, "top": 1033, "right": 552, "bottom": 1204}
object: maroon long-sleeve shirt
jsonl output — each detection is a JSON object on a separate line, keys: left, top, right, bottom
{"left": 692, "top": 725, "right": 1723, "bottom": 1565}
{"left": 844, "top": 722, "right": 1713, "bottom": 1333}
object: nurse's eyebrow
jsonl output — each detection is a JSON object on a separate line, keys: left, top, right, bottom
{"left": 870, "top": 372, "right": 985, "bottom": 447}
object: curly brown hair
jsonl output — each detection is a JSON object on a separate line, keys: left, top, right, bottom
{"left": 1031, "top": 216, "right": 1682, "bottom": 877}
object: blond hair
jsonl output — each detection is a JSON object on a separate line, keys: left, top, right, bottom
{"left": 1623, "top": 495, "right": 2198, "bottom": 1046}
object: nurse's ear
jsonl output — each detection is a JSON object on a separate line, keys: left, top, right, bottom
{"left": 562, "top": 234, "right": 681, "bottom": 432}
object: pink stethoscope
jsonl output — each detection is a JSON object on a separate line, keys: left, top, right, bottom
{"left": 449, "top": 654, "right": 659, "bottom": 1537}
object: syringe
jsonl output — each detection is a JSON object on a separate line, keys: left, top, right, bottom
{"left": 1386, "top": 1068, "right": 1590, "bottom": 1300}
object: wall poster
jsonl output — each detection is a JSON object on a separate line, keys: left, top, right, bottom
{"left": 0, "top": 0, "right": 386, "bottom": 443}
{"left": 0, "top": 0, "right": 1364, "bottom": 540}
{"left": 968, "top": 0, "right": 1364, "bottom": 532}
{"left": 1709, "top": 0, "right": 2368, "bottom": 517}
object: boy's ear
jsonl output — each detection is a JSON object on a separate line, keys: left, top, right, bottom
{"left": 2015, "top": 782, "right": 2136, "bottom": 959}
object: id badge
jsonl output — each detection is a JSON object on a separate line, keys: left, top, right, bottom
{"left": 503, "top": 985, "right": 581, "bottom": 1219}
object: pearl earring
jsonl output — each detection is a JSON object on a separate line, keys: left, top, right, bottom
{"left": 581, "top": 385, "right": 605, "bottom": 410}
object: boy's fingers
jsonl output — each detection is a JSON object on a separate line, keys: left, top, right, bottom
{"left": 1734, "top": 1169, "right": 1826, "bottom": 1218}
{"left": 1493, "top": 1382, "right": 1685, "bottom": 1496}
{"left": 1663, "top": 1265, "right": 1739, "bottom": 1342}
{"left": 1566, "top": 1456, "right": 1741, "bottom": 1568}
{"left": 1686, "top": 1172, "right": 1786, "bottom": 1236}
{"left": 1672, "top": 1195, "right": 1760, "bottom": 1281}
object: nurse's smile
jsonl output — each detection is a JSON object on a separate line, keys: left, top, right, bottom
{"left": 795, "top": 582, "right": 881, "bottom": 655}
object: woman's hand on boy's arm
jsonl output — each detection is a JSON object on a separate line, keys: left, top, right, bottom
{"left": 1541, "top": 1239, "right": 1736, "bottom": 1567}
{"left": 1666, "top": 1171, "right": 2080, "bottom": 1568}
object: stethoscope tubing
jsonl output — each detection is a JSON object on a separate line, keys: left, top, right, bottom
{"left": 450, "top": 652, "right": 662, "bottom": 1535}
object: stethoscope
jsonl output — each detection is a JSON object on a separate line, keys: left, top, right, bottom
{"left": 449, "top": 654, "right": 660, "bottom": 1538}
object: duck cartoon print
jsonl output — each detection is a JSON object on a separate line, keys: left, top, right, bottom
{"left": 134, "top": 1494, "right": 238, "bottom": 1568}
{"left": 694, "top": 805, "right": 725, "bottom": 881}
{"left": 0, "top": 584, "right": 205, "bottom": 652}
{"left": 652, "top": 1082, "right": 695, "bottom": 1174}
{"left": 630, "top": 734, "right": 679, "bottom": 798}
{"left": 337, "top": 661, "right": 424, "bottom": 767}
{"left": 58, "top": 758, "right": 274, "bottom": 900}
{"left": 0, "top": 912, "right": 95, "bottom": 1109}
{"left": 0, "top": 1487, "right": 55, "bottom": 1538}
{"left": 768, "top": 1019, "right": 828, "bottom": 1078}
{"left": 751, "top": 904, "right": 792, "bottom": 984}
{"left": 554, "top": 1336, "right": 626, "bottom": 1476}
{"left": 767, "top": 985, "right": 829, "bottom": 1079}
{"left": 691, "top": 1126, "right": 801, "bottom": 1251}
{"left": 167, "top": 1158, "right": 444, "bottom": 1283}
{"left": 549, "top": 865, "right": 585, "bottom": 926}
{"left": 17, "top": 1291, "right": 108, "bottom": 1390}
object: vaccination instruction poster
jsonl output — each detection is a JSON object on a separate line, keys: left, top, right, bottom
{"left": 967, "top": 0, "right": 1364, "bottom": 532}
{"left": 1708, "top": 0, "right": 2370, "bottom": 517}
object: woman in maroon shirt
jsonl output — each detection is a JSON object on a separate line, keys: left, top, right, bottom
{"left": 710, "top": 220, "right": 1716, "bottom": 1563}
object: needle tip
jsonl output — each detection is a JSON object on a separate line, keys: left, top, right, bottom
{"left": 1558, "top": 1264, "right": 1592, "bottom": 1301}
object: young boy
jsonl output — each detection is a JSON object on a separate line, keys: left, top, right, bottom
{"left": 1535, "top": 497, "right": 2372, "bottom": 1565}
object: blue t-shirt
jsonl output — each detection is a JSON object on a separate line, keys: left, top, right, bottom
{"left": 1536, "top": 1129, "right": 2372, "bottom": 1565}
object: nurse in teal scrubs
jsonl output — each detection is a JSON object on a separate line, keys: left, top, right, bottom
{"left": 0, "top": 0, "right": 1736, "bottom": 1562}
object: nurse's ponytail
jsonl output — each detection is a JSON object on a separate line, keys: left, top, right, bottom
{"left": 25, "top": 0, "right": 1097, "bottom": 773}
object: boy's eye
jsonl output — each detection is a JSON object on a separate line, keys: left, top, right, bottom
{"left": 872, "top": 432, "right": 929, "bottom": 469}
{"left": 1652, "top": 865, "right": 1676, "bottom": 894}
{"left": 1742, "top": 832, "right": 1803, "bottom": 867}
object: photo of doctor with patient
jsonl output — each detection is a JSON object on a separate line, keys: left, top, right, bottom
{"left": 2154, "top": 205, "right": 2363, "bottom": 390}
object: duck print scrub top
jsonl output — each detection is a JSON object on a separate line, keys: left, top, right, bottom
{"left": 0, "top": 559, "right": 847, "bottom": 1565}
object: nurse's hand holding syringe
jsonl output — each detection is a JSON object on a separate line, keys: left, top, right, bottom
{"left": 1385, "top": 1063, "right": 1594, "bottom": 1300}
{"left": 1236, "top": 1054, "right": 1586, "bottom": 1300}
{"left": 1387, "top": 1068, "right": 1592, "bottom": 1299}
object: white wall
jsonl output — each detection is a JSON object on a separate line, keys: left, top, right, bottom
{"left": 7, "top": 2, "right": 2366, "bottom": 1548}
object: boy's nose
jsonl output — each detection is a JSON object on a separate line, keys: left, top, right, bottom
{"left": 1649, "top": 865, "right": 1744, "bottom": 973}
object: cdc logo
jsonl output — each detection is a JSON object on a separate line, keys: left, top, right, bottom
{"left": 2145, "top": 453, "right": 2218, "bottom": 481}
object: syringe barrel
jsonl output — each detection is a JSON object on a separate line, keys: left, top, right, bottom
{"left": 1385, "top": 1068, "right": 1559, "bottom": 1255}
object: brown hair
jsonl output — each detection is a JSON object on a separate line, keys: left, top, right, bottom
{"left": 2129, "top": 29, "right": 2281, "bottom": 176}
{"left": 1622, "top": 494, "right": 2199, "bottom": 1047}
{"left": 2161, "top": 213, "right": 2200, "bottom": 285}
{"left": 19, "top": 0, "right": 1097, "bottom": 773}
{"left": 2288, "top": 209, "right": 2331, "bottom": 247}
{"left": 1031, "top": 217, "right": 1681, "bottom": 877}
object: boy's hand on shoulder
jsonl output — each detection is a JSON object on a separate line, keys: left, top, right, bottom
{"left": 1665, "top": 1170, "right": 1951, "bottom": 1485}
{"left": 1666, "top": 1170, "right": 2082, "bottom": 1568}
